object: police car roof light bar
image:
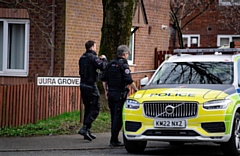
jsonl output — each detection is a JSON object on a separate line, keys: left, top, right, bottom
{"left": 174, "top": 48, "right": 240, "bottom": 56}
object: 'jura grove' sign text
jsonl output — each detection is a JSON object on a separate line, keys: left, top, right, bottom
{"left": 37, "top": 77, "right": 80, "bottom": 86}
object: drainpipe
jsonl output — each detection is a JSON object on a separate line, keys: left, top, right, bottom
{"left": 50, "top": 0, "right": 55, "bottom": 76}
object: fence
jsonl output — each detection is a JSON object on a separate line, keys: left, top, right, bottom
{"left": 0, "top": 82, "right": 82, "bottom": 128}
{"left": 0, "top": 79, "right": 142, "bottom": 128}
{"left": 154, "top": 48, "right": 173, "bottom": 69}
{"left": 0, "top": 49, "right": 171, "bottom": 128}
{"left": 0, "top": 83, "right": 35, "bottom": 128}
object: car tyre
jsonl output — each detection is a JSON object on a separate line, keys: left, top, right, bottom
{"left": 221, "top": 112, "right": 240, "bottom": 156}
{"left": 123, "top": 132, "right": 147, "bottom": 154}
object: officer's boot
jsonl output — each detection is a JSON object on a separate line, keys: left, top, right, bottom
{"left": 78, "top": 126, "right": 84, "bottom": 135}
{"left": 78, "top": 125, "right": 92, "bottom": 141}
{"left": 87, "top": 129, "right": 96, "bottom": 139}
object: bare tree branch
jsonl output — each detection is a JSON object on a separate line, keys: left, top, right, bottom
{"left": 0, "top": 0, "right": 56, "bottom": 48}
{"left": 170, "top": 0, "right": 215, "bottom": 48}
{"left": 181, "top": 0, "right": 215, "bottom": 29}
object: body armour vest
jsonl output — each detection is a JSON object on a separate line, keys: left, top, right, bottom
{"left": 79, "top": 53, "right": 97, "bottom": 84}
{"left": 106, "top": 59, "right": 126, "bottom": 91}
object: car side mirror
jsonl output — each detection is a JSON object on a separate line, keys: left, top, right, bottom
{"left": 140, "top": 76, "right": 149, "bottom": 87}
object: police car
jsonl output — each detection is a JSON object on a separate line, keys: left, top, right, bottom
{"left": 122, "top": 48, "right": 240, "bottom": 156}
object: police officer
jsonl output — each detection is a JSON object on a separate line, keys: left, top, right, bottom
{"left": 78, "top": 40, "right": 108, "bottom": 141}
{"left": 102, "top": 45, "right": 138, "bottom": 147}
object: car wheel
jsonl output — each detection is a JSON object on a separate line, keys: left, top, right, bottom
{"left": 169, "top": 141, "right": 185, "bottom": 146}
{"left": 123, "top": 132, "right": 147, "bottom": 154}
{"left": 221, "top": 112, "right": 240, "bottom": 156}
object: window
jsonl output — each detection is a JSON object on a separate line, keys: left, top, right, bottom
{"left": 217, "top": 35, "right": 240, "bottom": 47}
{"left": 128, "top": 28, "right": 135, "bottom": 65}
{"left": 151, "top": 62, "right": 233, "bottom": 85}
{"left": 182, "top": 34, "right": 200, "bottom": 47}
{"left": 0, "top": 19, "right": 29, "bottom": 76}
{"left": 219, "top": 0, "right": 240, "bottom": 5}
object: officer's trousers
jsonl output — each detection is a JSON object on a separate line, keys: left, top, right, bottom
{"left": 108, "top": 91, "right": 124, "bottom": 143}
{"left": 80, "top": 83, "right": 100, "bottom": 129}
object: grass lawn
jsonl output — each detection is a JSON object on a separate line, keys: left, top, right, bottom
{"left": 0, "top": 111, "right": 111, "bottom": 137}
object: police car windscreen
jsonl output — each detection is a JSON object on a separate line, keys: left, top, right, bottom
{"left": 151, "top": 62, "right": 233, "bottom": 84}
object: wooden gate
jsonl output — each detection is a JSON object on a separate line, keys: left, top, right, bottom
{"left": 154, "top": 48, "right": 174, "bottom": 69}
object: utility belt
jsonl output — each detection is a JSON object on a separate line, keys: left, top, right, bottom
{"left": 108, "top": 87, "right": 129, "bottom": 100}
{"left": 80, "top": 83, "right": 98, "bottom": 97}
{"left": 80, "top": 79, "right": 96, "bottom": 86}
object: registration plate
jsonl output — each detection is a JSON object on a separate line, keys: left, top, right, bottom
{"left": 154, "top": 120, "right": 186, "bottom": 128}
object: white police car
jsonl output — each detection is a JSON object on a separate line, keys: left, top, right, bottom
{"left": 123, "top": 48, "right": 240, "bottom": 156}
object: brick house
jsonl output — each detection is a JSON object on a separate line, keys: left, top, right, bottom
{"left": 0, "top": 0, "right": 170, "bottom": 84}
{"left": 169, "top": 0, "right": 240, "bottom": 49}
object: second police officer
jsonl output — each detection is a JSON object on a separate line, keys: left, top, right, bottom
{"left": 102, "top": 45, "right": 138, "bottom": 147}
{"left": 78, "top": 40, "right": 108, "bottom": 141}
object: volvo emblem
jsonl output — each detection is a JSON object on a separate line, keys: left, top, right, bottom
{"left": 165, "top": 105, "right": 175, "bottom": 115}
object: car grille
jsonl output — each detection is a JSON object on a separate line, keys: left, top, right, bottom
{"left": 143, "top": 102, "right": 198, "bottom": 118}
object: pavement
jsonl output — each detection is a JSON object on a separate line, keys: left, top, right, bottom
{"left": 0, "top": 132, "right": 113, "bottom": 152}
{"left": 0, "top": 132, "right": 163, "bottom": 152}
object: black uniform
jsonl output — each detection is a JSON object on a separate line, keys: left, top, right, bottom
{"left": 102, "top": 57, "right": 134, "bottom": 144}
{"left": 79, "top": 50, "right": 107, "bottom": 130}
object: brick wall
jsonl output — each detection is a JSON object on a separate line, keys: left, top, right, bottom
{"left": 27, "top": 0, "right": 66, "bottom": 79}
{"left": 233, "top": 41, "right": 240, "bottom": 48}
{"left": 0, "top": 8, "right": 29, "bottom": 18}
{"left": 133, "top": 0, "right": 170, "bottom": 80}
{"left": 64, "top": 0, "right": 103, "bottom": 76}
{"left": 64, "top": 0, "right": 170, "bottom": 81}
{"left": 0, "top": 0, "right": 170, "bottom": 83}
{"left": 180, "top": 1, "right": 239, "bottom": 48}
{"left": 0, "top": 1, "right": 66, "bottom": 83}
{"left": 0, "top": 2, "right": 55, "bottom": 83}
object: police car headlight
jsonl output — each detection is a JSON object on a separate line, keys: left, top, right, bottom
{"left": 125, "top": 99, "right": 140, "bottom": 109}
{"left": 203, "top": 99, "right": 232, "bottom": 109}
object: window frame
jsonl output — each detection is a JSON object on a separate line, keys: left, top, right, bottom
{"left": 182, "top": 34, "right": 200, "bottom": 47}
{"left": 217, "top": 35, "right": 240, "bottom": 47}
{"left": 237, "top": 59, "right": 240, "bottom": 86}
{"left": 219, "top": 0, "right": 240, "bottom": 6}
{"left": 128, "top": 28, "right": 135, "bottom": 65}
{"left": 0, "top": 19, "right": 30, "bottom": 77}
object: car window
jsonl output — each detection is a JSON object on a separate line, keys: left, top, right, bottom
{"left": 151, "top": 62, "right": 233, "bottom": 84}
